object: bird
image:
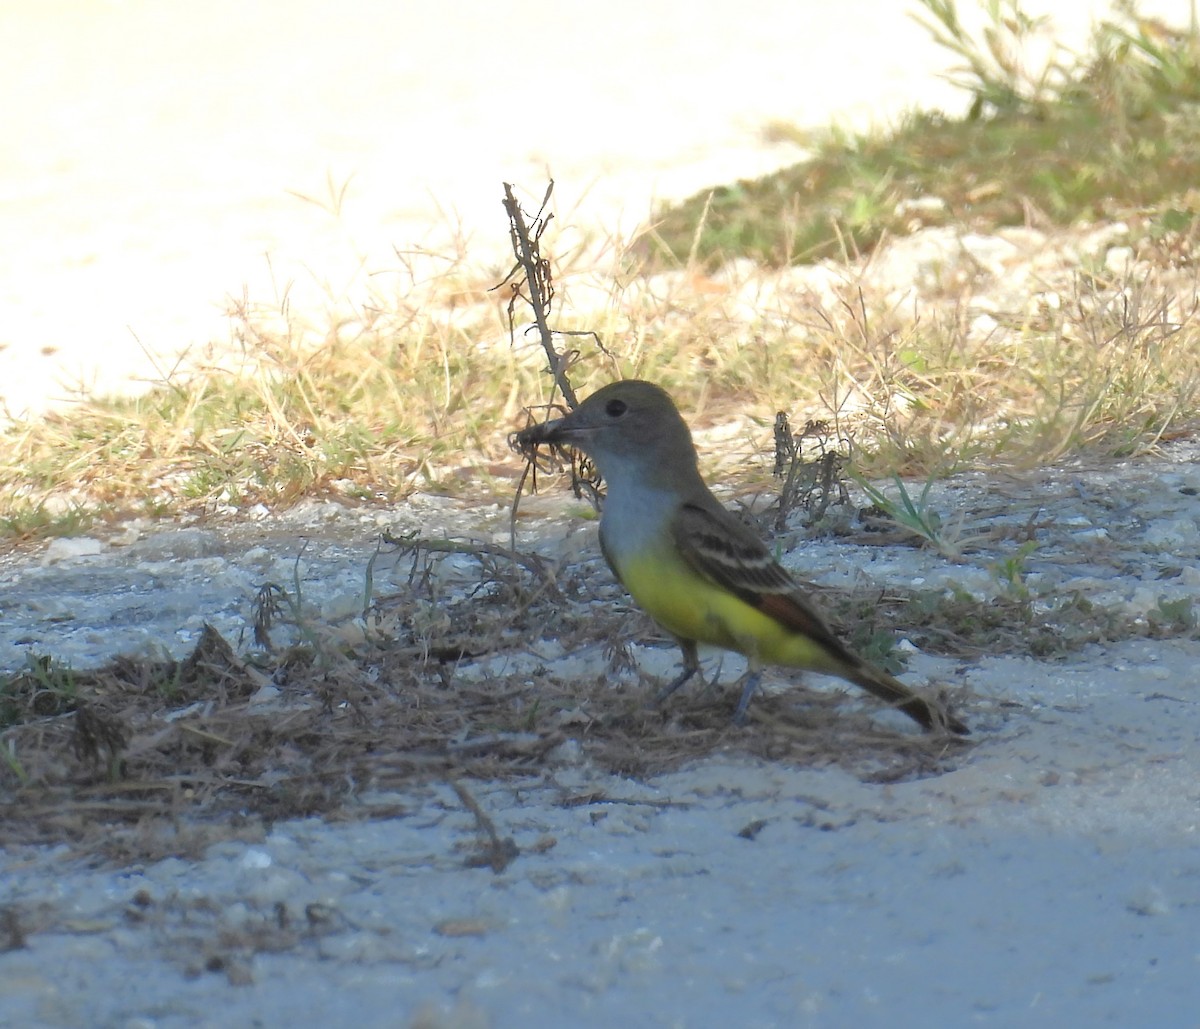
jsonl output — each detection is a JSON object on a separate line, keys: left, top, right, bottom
{"left": 515, "top": 379, "right": 967, "bottom": 734}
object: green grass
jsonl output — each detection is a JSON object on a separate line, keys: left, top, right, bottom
{"left": 647, "top": 0, "right": 1200, "bottom": 267}
{"left": 1, "top": 655, "right": 79, "bottom": 729}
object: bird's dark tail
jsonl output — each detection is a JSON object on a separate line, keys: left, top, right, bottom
{"left": 847, "top": 663, "right": 969, "bottom": 735}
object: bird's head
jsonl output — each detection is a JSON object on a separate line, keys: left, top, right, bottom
{"left": 515, "top": 380, "right": 698, "bottom": 483}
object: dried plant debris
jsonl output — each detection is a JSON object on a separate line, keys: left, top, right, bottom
{"left": 771, "top": 412, "right": 851, "bottom": 530}
{"left": 2, "top": 559, "right": 974, "bottom": 853}
{"left": 6, "top": 458, "right": 1197, "bottom": 854}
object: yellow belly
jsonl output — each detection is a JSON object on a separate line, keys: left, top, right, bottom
{"left": 617, "top": 549, "right": 836, "bottom": 672}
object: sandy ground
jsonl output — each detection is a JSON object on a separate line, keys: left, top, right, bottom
{"left": 3, "top": 443, "right": 1200, "bottom": 1027}
{"left": 2, "top": 655, "right": 1198, "bottom": 1029}
{"left": 4, "top": 2, "right": 1200, "bottom": 1027}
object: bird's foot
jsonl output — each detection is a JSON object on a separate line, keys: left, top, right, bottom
{"left": 731, "top": 671, "right": 762, "bottom": 726}
{"left": 653, "top": 665, "right": 699, "bottom": 705}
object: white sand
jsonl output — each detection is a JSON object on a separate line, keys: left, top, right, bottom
{"left": 1, "top": 0, "right": 1186, "bottom": 418}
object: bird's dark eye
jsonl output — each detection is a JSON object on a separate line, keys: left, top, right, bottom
{"left": 605, "top": 399, "right": 627, "bottom": 417}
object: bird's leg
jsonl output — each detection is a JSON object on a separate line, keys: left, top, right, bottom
{"left": 654, "top": 640, "right": 701, "bottom": 704}
{"left": 732, "top": 669, "right": 762, "bottom": 725}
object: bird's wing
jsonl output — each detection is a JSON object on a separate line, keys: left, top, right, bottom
{"left": 670, "top": 498, "right": 850, "bottom": 654}
{"left": 672, "top": 496, "right": 969, "bottom": 735}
